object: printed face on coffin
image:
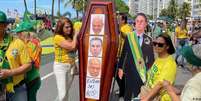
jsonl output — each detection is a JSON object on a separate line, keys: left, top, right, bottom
{"left": 90, "top": 14, "right": 105, "bottom": 35}
{"left": 87, "top": 58, "right": 101, "bottom": 78}
{"left": 89, "top": 37, "right": 102, "bottom": 57}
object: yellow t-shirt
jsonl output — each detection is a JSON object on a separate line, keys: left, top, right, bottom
{"left": 117, "top": 24, "right": 132, "bottom": 57}
{"left": 6, "top": 38, "right": 31, "bottom": 85}
{"left": 54, "top": 35, "right": 76, "bottom": 63}
{"left": 147, "top": 55, "right": 177, "bottom": 101}
{"left": 175, "top": 26, "right": 188, "bottom": 39}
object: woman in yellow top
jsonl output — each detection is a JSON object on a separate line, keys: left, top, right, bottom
{"left": 140, "top": 34, "right": 177, "bottom": 101}
{"left": 175, "top": 20, "right": 189, "bottom": 56}
{"left": 0, "top": 21, "right": 33, "bottom": 101}
{"left": 175, "top": 20, "right": 188, "bottom": 40}
{"left": 54, "top": 17, "right": 78, "bottom": 101}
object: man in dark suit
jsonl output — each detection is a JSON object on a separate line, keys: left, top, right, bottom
{"left": 118, "top": 13, "right": 154, "bottom": 101}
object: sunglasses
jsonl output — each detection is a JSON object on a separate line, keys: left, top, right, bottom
{"left": 153, "top": 42, "right": 165, "bottom": 47}
{"left": 64, "top": 25, "right": 71, "bottom": 29}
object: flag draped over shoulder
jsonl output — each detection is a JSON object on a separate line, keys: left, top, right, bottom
{"left": 127, "top": 32, "right": 147, "bottom": 83}
{"left": 27, "top": 40, "right": 42, "bottom": 69}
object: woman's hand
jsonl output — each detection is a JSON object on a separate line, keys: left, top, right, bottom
{"left": 163, "top": 80, "right": 175, "bottom": 93}
{"left": 163, "top": 80, "right": 181, "bottom": 101}
{"left": 163, "top": 80, "right": 171, "bottom": 87}
{"left": 163, "top": 80, "right": 181, "bottom": 95}
{"left": 140, "top": 95, "right": 149, "bottom": 101}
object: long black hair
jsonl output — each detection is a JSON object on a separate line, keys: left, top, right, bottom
{"left": 157, "top": 34, "right": 175, "bottom": 55}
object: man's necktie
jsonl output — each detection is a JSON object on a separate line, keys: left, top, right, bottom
{"left": 138, "top": 36, "right": 140, "bottom": 43}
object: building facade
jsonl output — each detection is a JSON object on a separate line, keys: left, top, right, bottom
{"left": 128, "top": 0, "right": 200, "bottom": 19}
{"left": 128, "top": 0, "right": 171, "bottom": 19}
{"left": 191, "top": 0, "right": 201, "bottom": 18}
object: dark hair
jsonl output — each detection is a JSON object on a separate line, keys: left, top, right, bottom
{"left": 120, "top": 14, "right": 128, "bottom": 24}
{"left": 55, "top": 17, "right": 74, "bottom": 39}
{"left": 180, "top": 19, "right": 187, "bottom": 30}
{"left": 157, "top": 34, "right": 175, "bottom": 54}
{"left": 136, "top": 13, "right": 148, "bottom": 22}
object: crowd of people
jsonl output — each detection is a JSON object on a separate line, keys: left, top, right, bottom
{"left": 0, "top": 10, "right": 41, "bottom": 101}
{"left": 1, "top": 8, "right": 201, "bottom": 101}
{"left": 115, "top": 13, "right": 201, "bottom": 101}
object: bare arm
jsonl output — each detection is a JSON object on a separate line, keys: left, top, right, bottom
{"left": 167, "top": 91, "right": 180, "bottom": 101}
{"left": 0, "top": 63, "right": 31, "bottom": 78}
{"left": 141, "top": 82, "right": 163, "bottom": 101}
{"left": 59, "top": 33, "right": 78, "bottom": 51}
{"left": 163, "top": 80, "right": 181, "bottom": 101}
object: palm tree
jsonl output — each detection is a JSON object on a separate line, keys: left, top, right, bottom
{"left": 179, "top": 2, "right": 191, "bottom": 19}
{"left": 57, "top": 0, "right": 61, "bottom": 17}
{"left": 61, "top": 0, "right": 78, "bottom": 18}
{"left": 160, "top": 8, "right": 168, "bottom": 16}
{"left": 51, "top": 0, "right": 55, "bottom": 26}
{"left": 24, "top": 0, "right": 28, "bottom": 11}
{"left": 34, "top": 0, "right": 37, "bottom": 18}
{"left": 115, "top": 0, "right": 129, "bottom": 14}
{"left": 62, "top": 11, "right": 72, "bottom": 18}
{"left": 61, "top": 0, "right": 88, "bottom": 18}
{"left": 167, "top": 0, "right": 178, "bottom": 20}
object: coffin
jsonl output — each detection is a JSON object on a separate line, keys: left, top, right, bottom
{"left": 78, "top": 1, "right": 118, "bottom": 101}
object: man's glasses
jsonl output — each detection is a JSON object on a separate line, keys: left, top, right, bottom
{"left": 153, "top": 42, "right": 165, "bottom": 48}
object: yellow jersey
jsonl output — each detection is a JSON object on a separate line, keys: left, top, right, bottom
{"left": 147, "top": 55, "right": 177, "bottom": 101}
{"left": 175, "top": 26, "right": 188, "bottom": 39}
{"left": 6, "top": 38, "right": 31, "bottom": 85}
{"left": 54, "top": 35, "right": 76, "bottom": 64}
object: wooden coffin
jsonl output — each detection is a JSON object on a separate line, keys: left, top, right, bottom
{"left": 78, "top": 1, "right": 118, "bottom": 101}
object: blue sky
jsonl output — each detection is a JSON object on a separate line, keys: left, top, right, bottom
{"left": 0, "top": 0, "right": 128, "bottom": 18}
{"left": 0, "top": 0, "right": 76, "bottom": 18}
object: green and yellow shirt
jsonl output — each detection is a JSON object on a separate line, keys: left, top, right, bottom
{"left": 54, "top": 35, "right": 76, "bottom": 64}
{"left": 147, "top": 55, "right": 177, "bottom": 101}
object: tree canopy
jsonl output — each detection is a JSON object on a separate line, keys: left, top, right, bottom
{"left": 115, "top": 0, "right": 129, "bottom": 14}
{"left": 179, "top": 2, "right": 191, "bottom": 19}
{"left": 159, "top": 0, "right": 178, "bottom": 20}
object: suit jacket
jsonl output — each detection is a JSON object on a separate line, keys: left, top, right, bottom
{"left": 118, "top": 33, "right": 154, "bottom": 100}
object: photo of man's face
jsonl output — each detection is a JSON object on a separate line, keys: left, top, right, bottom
{"left": 90, "top": 14, "right": 105, "bottom": 35}
{"left": 89, "top": 37, "right": 102, "bottom": 57}
{"left": 87, "top": 58, "right": 101, "bottom": 78}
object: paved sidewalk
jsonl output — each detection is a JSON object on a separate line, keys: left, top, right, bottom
{"left": 38, "top": 60, "right": 192, "bottom": 101}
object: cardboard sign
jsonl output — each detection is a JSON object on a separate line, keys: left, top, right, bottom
{"left": 85, "top": 78, "right": 101, "bottom": 99}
